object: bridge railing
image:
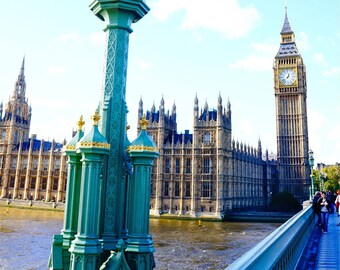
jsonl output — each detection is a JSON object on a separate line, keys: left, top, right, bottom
{"left": 226, "top": 205, "right": 316, "bottom": 270}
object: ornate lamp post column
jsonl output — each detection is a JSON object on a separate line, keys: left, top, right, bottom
{"left": 125, "top": 116, "right": 159, "bottom": 269}
{"left": 308, "top": 149, "right": 315, "bottom": 200}
{"left": 89, "top": 0, "right": 150, "bottom": 252}
{"left": 69, "top": 112, "right": 110, "bottom": 269}
{"left": 48, "top": 117, "right": 85, "bottom": 270}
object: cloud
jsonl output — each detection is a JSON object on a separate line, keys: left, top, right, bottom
{"left": 229, "top": 42, "right": 277, "bottom": 71}
{"left": 313, "top": 53, "right": 326, "bottom": 66}
{"left": 55, "top": 32, "right": 82, "bottom": 42}
{"left": 48, "top": 66, "right": 68, "bottom": 75}
{"left": 90, "top": 32, "right": 106, "bottom": 46}
{"left": 322, "top": 66, "right": 340, "bottom": 77}
{"left": 297, "top": 32, "right": 309, "bottom": 52}
{"left": 152, "top": 0, "right": 260, "bottom": 39}
{"left": 30, "top": 97, "right": 71, "bottom": 109}
{"left": 136, "top": 60, "right": 152, "bottom": 71}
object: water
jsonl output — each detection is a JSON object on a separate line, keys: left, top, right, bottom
{"left": 0, "top": 207, "right": 280, "bottom": 270}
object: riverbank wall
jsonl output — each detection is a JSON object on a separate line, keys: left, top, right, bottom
{"left": 0, "top": 198, "right": 64, "bottom": 211}
{"left": 0, "top": 198, "right": 294, "bottom": 222}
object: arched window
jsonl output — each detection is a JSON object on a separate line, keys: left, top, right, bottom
{"left": 203, "top": 132, "right": 211, "bottom": 144}
{"left": 1, "top": 130, "right": 6, "bottom": 140}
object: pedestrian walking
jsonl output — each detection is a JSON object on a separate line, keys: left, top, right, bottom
{"left": 318, "top": 191, "right": 331, "bottom": 233}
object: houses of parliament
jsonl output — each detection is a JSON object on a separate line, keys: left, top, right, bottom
{"left": 0, "top": 11, "right": 310, "bottom": 219}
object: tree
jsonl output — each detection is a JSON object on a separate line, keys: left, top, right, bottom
{"left": 321, "top": 166, "right": 340, "bottom": 192}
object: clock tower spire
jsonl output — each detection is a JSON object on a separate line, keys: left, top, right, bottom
{"left": 273, "top": 9, "right": 310, "bottom": 202}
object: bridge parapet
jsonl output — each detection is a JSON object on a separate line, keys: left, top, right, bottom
{"left": 226, "top": 205, "right": 316, "bottom": 270}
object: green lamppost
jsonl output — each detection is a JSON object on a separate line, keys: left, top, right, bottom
{"left": 125, "top": 116, "right": 159, "bottom": 269}
{"left": 319, "top": 172, "right": 326, "bottom": 192}
{"left": 89, "top": 0, "right": 150, "bottom": 253}
{"left": 69, "top": 111, "right": 110, "bottom": 270}
{"left": 308, "top": 149, "right": 314, "bottom": 200}
{"left": 48, "top": 116, "right": 85, "bottom": 270}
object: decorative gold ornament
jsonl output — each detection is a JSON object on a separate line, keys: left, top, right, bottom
{"left": 91, "top": 110, "right": 101, "bottom": 126}
{"left": 78, "top": 141, "right": 110, "bottom": 149}
{"left": 127, "top": 145, "right": 158, "bottom": 152}
{"left": 77, "top": 115, "right": 85, "bottom": 131}
{"left": 139, "top": 115, "right": 149, "bottom": 130}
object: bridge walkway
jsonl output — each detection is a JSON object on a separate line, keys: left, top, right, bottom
{"left": 314, "top": 212, "right": 340, "bottom": 270}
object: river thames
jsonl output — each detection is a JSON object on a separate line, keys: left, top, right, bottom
{"left": 0, "top": 207, "right": 280, "bottom": 269}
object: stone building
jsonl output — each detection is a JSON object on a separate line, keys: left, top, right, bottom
{"left": 138, "top": 95, "right": 277, "bottom": 219}
{"left": 0, "top": 58, "right": 67, "bottom": 202}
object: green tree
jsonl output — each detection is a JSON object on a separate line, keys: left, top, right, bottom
{"left": 321, "top": 166, "right": 340, "bottom": 192}
{"left": 312, "top": 169, "right": 321, "bottom": 191}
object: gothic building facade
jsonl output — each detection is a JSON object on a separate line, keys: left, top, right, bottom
{"left": 138, "top": 95, "right": 277, "bottom": 219}
{"left": 0, "top": 59, "right": 67, "bottom": 202}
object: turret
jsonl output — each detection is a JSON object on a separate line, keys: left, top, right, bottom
{"left": 171, "top": 102, "right": 176, "bottom": 122}
{"left": 194, "top": 94, "right": 199, "bottom": 120}
{"left": 217, "top": 93, "right": 222, "bottom": 114}
{"left": 138, "top": 96, "right": 143, "bottom": 122}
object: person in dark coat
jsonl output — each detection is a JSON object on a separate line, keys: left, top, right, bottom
{"left": 318, "top": 191, "right": 331, "bottom": 233}
{"left": 312, "top": 191, "right": 321, "bottom": 225}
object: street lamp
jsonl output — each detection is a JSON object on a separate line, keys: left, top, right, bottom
{"left": 319, "top": 172, "right": 326, "bottom": 192}
{"left": 308, "top": 149, "right": 315, "bottom": 200}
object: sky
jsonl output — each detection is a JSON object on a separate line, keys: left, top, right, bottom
{"left": 0, "top": 0, "right": 339, "bottom": 165}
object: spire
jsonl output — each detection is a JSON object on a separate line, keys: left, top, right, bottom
{"left": 171, "top": 102, "right": 176, "bottom": 115}
{"left": 14, "top": 57, "right": 26, "bottom": 98}
{"left": 151, "top": 102, "right": 155, "bottom": 113}
{"left": 20, "top": 56, "right": 25, "bottom": 78}
{"left": 138, "top": 96, "right": 143, "bottom": 120}
{"left": 280, "top": 6, "right": 292, "bottom": 34}
{"left": 204, "top": 100, "right": 208, "bottom": 111}
{"left": 218, "top": 92, "right": 222, "bottom": 106}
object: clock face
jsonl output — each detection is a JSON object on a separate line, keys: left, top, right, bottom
{"left": 279, "top": 68, "right": 296, "bottom": 85}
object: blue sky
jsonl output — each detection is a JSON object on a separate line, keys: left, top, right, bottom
{"left": 0, "top": 0, "right": 339, "bottom": 165}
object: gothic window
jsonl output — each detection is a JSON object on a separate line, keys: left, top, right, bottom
{"left": 203, "top": 132, "right": 211, "bottom": 144}
{"left": 20, "top": 177, "right": 25, "bottom": 189}
{"left": 185, "top": 158, "right": 191, "bottom": 174}
{"left": 9, "top": 177, "right": 15, "bottom": 188}
{"left": 175, "top": 158, "right": 180, "bottom": 174}
{"left": 33, "top": 158, "right": 38, "bottom": 170}
{"left": 13, "top": 131, "right": 18, "bottom": 144}
{"left": 12, "top": 158, "right": 17, "bottom": 169}
{"left": 30, "top": 178, "right": 36, "bottom": 189}
{"left": 185, "top": 182, "right": 191, "bottom": 197}
{"left": 22, "top": 158, "right": 27, "bottom": 170}
{"left": 53, "top": 179, "right": 58, "bottom": 191}
{"left": 54, "top": 158, "right": 60, "bottom": 170}
{"left": 165, "top": 158, "right": 170, "bottom": 173}
{"left": 202, "top": 181, "right": 212, "bottom": 198}
{"left": 175, "top": 182, "right": 180, "bottom": 197}
{"left": 1, "top": 130, "right": 6, "bottom": 141}
{"left": 43, "top": 158, "right": 49, "bottom": 170}
{"left": 42, "top": 178, "right": 47, "bottom": 190}
{"left": 203, "top": 157, "right": 211, "bottom": 174}
{"left": 164, "top": 181, "right": 169, "bottom": 196}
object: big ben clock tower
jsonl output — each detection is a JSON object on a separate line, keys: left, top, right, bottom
{"left": 273, "top": 9, "right": 310, "bottom": 201}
